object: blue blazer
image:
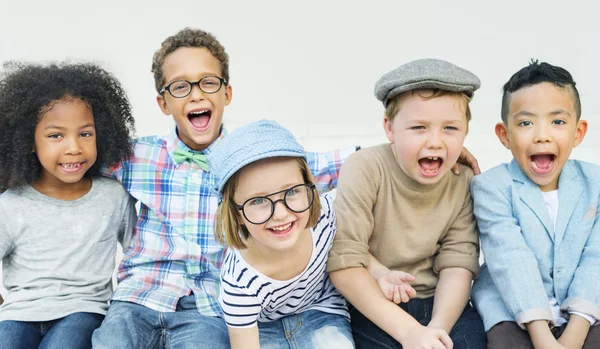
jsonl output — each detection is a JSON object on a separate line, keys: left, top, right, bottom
{"left": 471, "top": 159, "right": 600, "bottom": 331}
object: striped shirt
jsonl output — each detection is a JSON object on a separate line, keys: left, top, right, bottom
{"left": 103, "top": 127, "right": 355, "bottom": 316}
{"left": 220, "top": 194, "right": 349, "bottom": 328}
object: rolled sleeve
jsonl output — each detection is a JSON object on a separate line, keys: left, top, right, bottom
{"left": 327, "top": 239, "right": 370, "bottom": 272}
{"left": 515, "top": 308, "right": 554, "bottom": 329}
{"left": 562, "top": 297, "right": 600, "bottom": 324}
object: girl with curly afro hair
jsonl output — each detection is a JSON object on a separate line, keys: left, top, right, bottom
{"left": 0, "top": 62, "right": 138, "bottom": 349}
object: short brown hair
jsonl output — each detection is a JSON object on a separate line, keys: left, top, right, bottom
{"left": 151, "top": 27, "right": 229, "bottom": 93}
{"left": 214, "top": 158, "right": 322, "bottom": 250}
{"left": 385, "top": 89, "right": 472, "bottom": 123}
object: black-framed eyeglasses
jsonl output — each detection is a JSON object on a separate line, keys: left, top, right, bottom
{"left": 160, "top": 76, "right": 227, "bottom": 98}
{"left": 236, "top": 183, "right": 316, "bottom": 225}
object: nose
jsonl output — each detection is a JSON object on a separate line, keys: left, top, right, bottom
{"left": 426, "top": 130, "right": 443, "bottom": 149}
{"left": 533, "top": 123, "right": 552, "bottom": 143}
{"left": 270, "top": 198, "right": 290, "bottom": 221}
{"left": 65, "top": 136, "right": 82, "bottom": 155}
{"left": 188, "top": 82, "right": 206, "bottom": 101}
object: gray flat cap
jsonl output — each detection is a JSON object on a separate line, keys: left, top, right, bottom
{"left": 374, "top": 58, "right": 481, "bottom": 107}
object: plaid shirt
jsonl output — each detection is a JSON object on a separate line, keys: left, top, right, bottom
{"left": 104, "top": 128, "right": 355, "bottom": 316}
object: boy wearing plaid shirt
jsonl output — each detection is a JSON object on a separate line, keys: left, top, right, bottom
{"left": 91, "top": 28, "right": 355, "bottom": 349}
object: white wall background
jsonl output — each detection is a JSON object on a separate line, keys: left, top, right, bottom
{"left": 1, "top": 1, "right": 599, "bottom": 295}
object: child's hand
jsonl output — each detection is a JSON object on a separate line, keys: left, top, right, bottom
{"left": 402, "top": 325, "right": 453, "bottom": 349}
{"left": 453, "top": 147, "right": 480, "bottom": 175}
{"left": 375, "top": 270, "right": 416, "bottom": 304}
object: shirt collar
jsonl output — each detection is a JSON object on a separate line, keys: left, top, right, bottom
{"left": 166, "top": 126, "right": 228, "bottom": 167}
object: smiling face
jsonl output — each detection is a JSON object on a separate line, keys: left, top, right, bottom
{"left": 496, "top": 82, "right": 587, "bottom": 191}
{"left": 234, "top": 157, "right": 311, "bottom": 254}
{"left": 384, "top": 90, "right": 469, "bottom": 184}
{"left": 156, "top": 47, "right": 232, "bottom": 151}
{"left": 33, "top": 98, "right": 97, "bottom": 192}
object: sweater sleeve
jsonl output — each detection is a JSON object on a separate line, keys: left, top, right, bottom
{"left": 327, "top": 151, "right": 378, "bottom": 272}
{"left": 434, "top": 171, "right": 481, "bottom": 277}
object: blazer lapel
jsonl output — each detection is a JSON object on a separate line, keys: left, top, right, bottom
{"left": 509, "top": 160, "right": 555, "bottom": 241}
{"left": 554, "top": 161, "right": 582, "bottom": 247}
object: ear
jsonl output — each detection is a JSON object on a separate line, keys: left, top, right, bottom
{"left": 156, "top": 94, "right": 171, "bottom": 116}
{"left": 383, "top": 116, "right": 395, "bottom": 144}
{"left": 573, "top": 119, "right": 588, "bottom": 147}
{"left": 223, "top": 84, "right": 233, "bottom": 106}
{"left": 495, "top": 122, "right": 511, "bottom": 149}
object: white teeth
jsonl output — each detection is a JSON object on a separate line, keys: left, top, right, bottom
{"left": 427, "top": 157, "right": 439, "bottom": 160}
{"left": 271, "top": 223, "right": 292, "bottom": 231}
{"left": 189, "top": 110, "right": 208, "bottom": 115}
{"left": 61, "top": 163, "right": 81, "bottom": 169}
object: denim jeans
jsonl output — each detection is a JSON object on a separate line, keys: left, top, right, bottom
{"left": 0, "top": 312, "right": 104, "bottom": 349}
{"left": 91, "top": 295, "right": 229, "bottom": 349}
{"left": 350, "top": 297, "right": 487, "bottom": 349}
{"left": 258, "top": 309, "right": 354, "bottom": 349}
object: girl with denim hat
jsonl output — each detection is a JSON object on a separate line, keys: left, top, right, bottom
{"left": 208, "top": 119, "right": 354, "bottom": 349}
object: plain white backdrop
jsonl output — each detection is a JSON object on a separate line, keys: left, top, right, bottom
{"left": 0, "top": 1, "right": 599, "bottom": 295}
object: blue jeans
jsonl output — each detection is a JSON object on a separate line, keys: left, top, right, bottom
{"left": 351, "top": 297, "right": 487, "bottom": 349}
{"left": 258, "top": 310, "right": 354, "bottom": 349}
{"left": 91, "top": 295, "right": 229, "bottom": 349}
{"left": 0, "top": 312, "right": 104, "bottom": 349}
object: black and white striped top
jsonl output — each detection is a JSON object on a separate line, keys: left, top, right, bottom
{"left": 219, "top": 194, "right": 349, "bottom": 328}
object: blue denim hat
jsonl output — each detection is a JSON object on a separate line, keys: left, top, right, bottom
{"left": 208, "top": 120, "right": 306, "bottom": 200}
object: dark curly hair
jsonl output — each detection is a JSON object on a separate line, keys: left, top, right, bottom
{"left": 0, "top": 62, "right": 135, "bottom": 192}
{"left": 151, "top": 27, "right": 229, "bottom": 93}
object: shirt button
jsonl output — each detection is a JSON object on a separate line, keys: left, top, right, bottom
{"left": 192, "top": 173, "right": 199, "bottom": 179}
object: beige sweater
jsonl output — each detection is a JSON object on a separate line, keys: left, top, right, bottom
{"left": 328, "top": 144, "right": 480, "bottom": 298}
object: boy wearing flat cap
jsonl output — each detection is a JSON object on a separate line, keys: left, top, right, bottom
{"left": 328, "top": 58, "right": 486, "bottom": 349}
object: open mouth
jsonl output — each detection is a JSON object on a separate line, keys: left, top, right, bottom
{"left": 267, "top": 221, "right": 295, "bottom": 237}
{"left": 60, "top": 162, "right": 85, "bottom": 173}
{"left": 530, "top": 154, "right": 556, "bottom": 174}
{"left": 187, "top": 109, "right": 212, "bottom": 131}
{"left": 418, "top": 156, "right": 444, "bottom": 177}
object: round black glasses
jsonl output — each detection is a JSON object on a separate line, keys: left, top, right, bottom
{"left": 160, "top": 76, "right": 227, "bottom": 98}
{"left": 236, "top": 183, "right": 316, "bottom": 225}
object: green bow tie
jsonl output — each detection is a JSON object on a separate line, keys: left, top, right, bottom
{"left": 173, "top": 148, "right": 209, "bottom": 172}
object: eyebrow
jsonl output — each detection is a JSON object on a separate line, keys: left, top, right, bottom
{"left": 247, "top": 183, "right": 303, "bottom": 197}
{"left": 44, "top": 123, "right": 95, "bottom": 130}
{"left": 512, "top": 109, "right": 572, "bottom": 118}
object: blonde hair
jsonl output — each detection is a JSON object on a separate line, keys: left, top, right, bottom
{"left": 385, "top": 89, "right": 472, "bottom": 124}
{"left": 214, "top": 157, "right": 322, "bottom": 250}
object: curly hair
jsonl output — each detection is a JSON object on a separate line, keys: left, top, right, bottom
{"left": 151, "top": 27, "right": 230, "bottom": 93}
{"left": 0, "top": 62, "right": 135, "bottom": 192}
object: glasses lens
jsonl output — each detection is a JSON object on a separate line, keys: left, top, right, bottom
{"left": 169, "top": 81, "right": 192, "bottom": 98}
{"left": 243, "top": 197, "right": 273, "bottom": 224}
{"left": 199, "top": 76, "right": 222, "bottom": 93}
{"left": 285, "top": 185, "right": 313, "bottom": 212}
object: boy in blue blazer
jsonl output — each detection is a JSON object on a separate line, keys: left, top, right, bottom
{"left": 471, "top": 60, "right": 599, "bottom": 349}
